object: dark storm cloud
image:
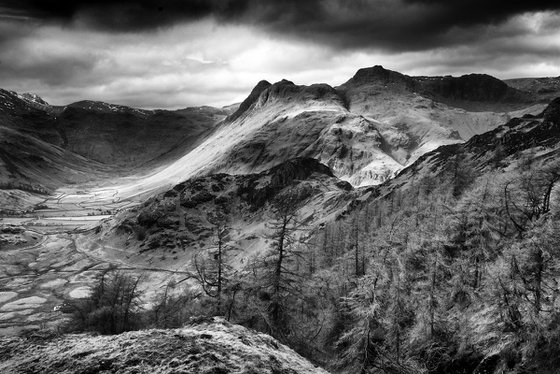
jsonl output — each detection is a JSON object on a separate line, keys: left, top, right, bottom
{"left": 0, "top": 0, "right": 249, "bottom": 30}
{"left": 2, "top": 0, "right": 560, "bottom": 51}
{"left": 401, "top": 0, "right": 560, "bottom": 28}
{"left": 1, "top": 1, "right": 559, "bottom": 109}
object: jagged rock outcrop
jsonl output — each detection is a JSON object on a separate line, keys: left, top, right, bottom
{"left": 263, "top": 157, "right": 335, "bottom": 187}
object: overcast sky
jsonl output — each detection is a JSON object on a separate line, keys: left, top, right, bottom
{"left": 1, "top": 0, "right": 560, "bottom": 109}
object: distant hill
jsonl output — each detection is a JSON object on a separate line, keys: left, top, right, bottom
{"left": 505, "top": 76, "right": 560, "bottom": 102}
{"left": 0, "top": 89, "right": 224, "bottom": 197}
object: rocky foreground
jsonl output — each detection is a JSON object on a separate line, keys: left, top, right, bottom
{"left": 0, "top": 317, "right": 328, "bottom": 374}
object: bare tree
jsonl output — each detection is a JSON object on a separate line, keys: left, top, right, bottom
{"left": 192, "top": 213, "right": 238, "bottom": 317}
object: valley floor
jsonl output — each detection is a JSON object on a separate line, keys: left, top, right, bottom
{"left": 0, "top": 187, "right": 190, "bottom": 335}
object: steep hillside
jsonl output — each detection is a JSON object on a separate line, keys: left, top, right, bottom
{"left": 0, "top": 91, "right": 118, "bottom": 202}
{"left": 0, "top": 89, "right": 224, "bottom": 209}
{"left": 58, "top": 101, "right": 224, "bottom": 167}
{"left": 0, "top": 126, "right": 113, "bottom": 192}
{"left": 0, "top": 317, "right": 328, "bottom": 374}
{"left": 89, "top": 158, "right": 354, "bottom": 266}
{"left": 381, "top": 97, "right": 560, "bottom": 197}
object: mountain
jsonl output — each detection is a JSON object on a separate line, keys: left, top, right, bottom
{"left": 414, "top": 72, "right": 532, "bottom": 109}
{"left": 16, "top": 92, "right": 52, "bottom": 112}
{"left": 214, "top": 79, "right": 403, "bottom": 186}
{"left": 228, "top": 79, "right": 272, "bottom": 121}
{"left": 505, "top": 76, "right": 560, "bottom": 102}
{"left": 378, "top": 96, "right": 560, "bottom": 197}
{"left": 209, "top": 67, "right": 542, "bottom": 186}
{"left": 338, "top": 65, "right": 532, "bottom": 112}
{"left": 0, "top": 89, "right": 226, "bottom": 210}
{"left": 63, "top": 67, "right": 543, "bottom": 207}
{"left": 93, "top": 96, "right": 560, "bottom": 267}
{"left": 0, "top": 317, "right": 328, "bottom": 374}
{"left": 338, "top": 66, "right": 540, "bottom": 167}
{"left": 0, "top": 90, "right": 112, "bottom": 197}
{"left": 54, "top": 102, "right": 223, "bottom": 167}
{"left": 0, "top": 66, "right": 547, "bottom": 212}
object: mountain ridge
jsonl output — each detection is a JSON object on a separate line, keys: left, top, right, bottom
{"left": 339, "top": 65, "right": 533, "bottom": 110}
{"left": 0, "top": 65, "right": 549, "bottom": 211}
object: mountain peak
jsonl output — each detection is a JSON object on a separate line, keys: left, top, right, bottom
{"left": 275, "top": 79, "right": 295, "bottom": 86}
{"left": 228, "top": 80, "right": 272, "bottom": 121}
{"left": 265, "top": 79, "right": 297, "bottom": 96}
{"left": 340, "top": 65, "right": 413, "bottom": 89}
{"left": 262, "top": 80, "right": 341, "bottom": 104}
{"left": 18, "top": 92, "right": 49, "bottom": 106}
{"left": 0, "top": 89, "right": 53, "bottom": 113}
{"left": 353, "top": 65, "right": 406, "bottom": 82}
{"left": 229, "top": 78, "right": 344, "bottom": 120}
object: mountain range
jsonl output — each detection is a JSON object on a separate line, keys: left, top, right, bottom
{"left": 0, "top": 66, "right": 551, "bottom": 210}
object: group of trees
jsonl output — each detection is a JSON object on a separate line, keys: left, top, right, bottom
{"left": 70, "top": 155, "right": 560, "bottom": 373}
{"left": 321, "top": 158, "right": 560, "bottom": 373}
{"left": 66, "top": 267, "right": 142, "bottom": 334}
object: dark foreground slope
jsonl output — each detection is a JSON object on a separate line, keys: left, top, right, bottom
{"left": 0, "top": 317, "right": 328, "bottom": 374}
{"left": 97, "top": 157, "right": 353, "bottom": 256}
